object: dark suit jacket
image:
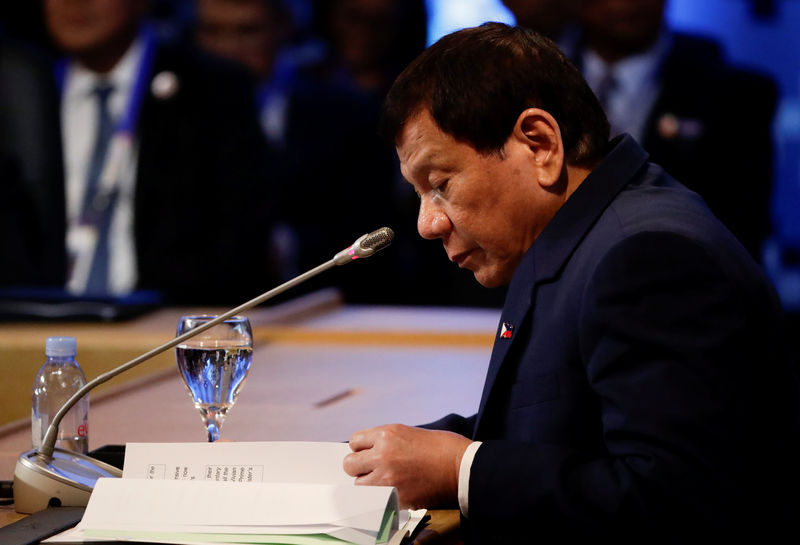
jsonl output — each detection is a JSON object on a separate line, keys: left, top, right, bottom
{"left": 0, "top": 35, "right": 276, "bottom": 305}
{"left": 640, "top": 34, "right": 777, "bottom": 263}
{"left": 0, "top": 34, "right": 66, "bottom": 286}
{"left": 573, "top": 33, "right": 778, "bottom": 262}
{"left": 428, "top": 136, "right": 799, "bottom": 542}
{"left": 132, "top": 39, "right": 276, "bottom": 304}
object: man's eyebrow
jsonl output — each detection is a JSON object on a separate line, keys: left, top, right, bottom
{"left": 414, "top": 148, "right": 452, "bottom": 173}
{"left": 403, "top": 150, "right": 434, "bottom": 180}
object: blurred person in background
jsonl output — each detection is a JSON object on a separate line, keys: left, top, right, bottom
{"left": 501, "top": 0, "right": 581, "bottom": 55}
{"left": 0, "top": 30, "right": 65, "bottom": 288}
{"left": 571, "top": 0, "right": 777, "bottom": 263}
{"left": 193, "top": 0, "right": 498, "bottom": 306}
{"left": 0, "top": 0, "right": 278, "bottom": 306}
{"left": 309, "top": 0, "right": 506, "bottom": 307}
{"left": 192, "top": 0, "right": 397, "bottom": 303}
{"left": 309, "top": 0, "right": 427, "bottom": 100}
{"left": 194, "top": 0, "right": 298, "bottom": 148}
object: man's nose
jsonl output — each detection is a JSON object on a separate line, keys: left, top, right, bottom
{"left": 417, "top": 198, "right": 451, "bottom": 240}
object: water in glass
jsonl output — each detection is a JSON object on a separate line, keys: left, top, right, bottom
{"left": 175, "top": 315, "right": 253, "bottom": 441}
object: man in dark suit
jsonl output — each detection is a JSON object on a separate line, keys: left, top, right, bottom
{"left": 0, "top": 0, "right": 276, "bottom": 305}
{"left": 0, "top": 32, "right": 66, "bottom": 287}
{"left": 572, "top": 0, "right": 777, "bottom": 263}
{"left": 342, "top": 23, "right": 799, "bottom": 542}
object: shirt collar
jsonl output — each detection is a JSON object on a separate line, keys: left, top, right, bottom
{"left": 62, "top": 35, "right": 144, "bottom": 108}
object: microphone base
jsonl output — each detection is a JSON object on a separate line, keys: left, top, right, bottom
{"left": 13, "top": 448, "right": 123, "bottom": 514}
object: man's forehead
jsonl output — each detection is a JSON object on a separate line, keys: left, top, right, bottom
{"left": 397, "top": 109, "right": 432, "bottom": 146}
{"left": 396, "top": 109, "right": 451, "bottom": 170}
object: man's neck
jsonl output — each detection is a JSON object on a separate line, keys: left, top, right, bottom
{"left": 564, "top": 164, "right": 593, "bottom": 201}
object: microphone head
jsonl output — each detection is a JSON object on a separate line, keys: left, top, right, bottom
{"left": 333, "top": 227, "right": 395, "bottom": 265}
{"left": 355, "top": 227, "right": 394, "bottom": 257}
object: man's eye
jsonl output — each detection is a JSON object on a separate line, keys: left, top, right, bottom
{"left": 433, "top": 179, "right": 449, "bottom": 192}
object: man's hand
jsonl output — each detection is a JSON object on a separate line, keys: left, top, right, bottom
{"left": 343, "top": 424, "right": 472, "bottom": 509}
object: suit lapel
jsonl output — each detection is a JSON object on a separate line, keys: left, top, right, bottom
{"left": 474, "top": 250, "right": 537, "bottom": 434}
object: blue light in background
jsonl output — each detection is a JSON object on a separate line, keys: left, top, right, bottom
{"left": 425, "top": 0, "right": 514, "bottom": 45}
{"left": 666, "top": 0, "right": 800, "bottom": 307}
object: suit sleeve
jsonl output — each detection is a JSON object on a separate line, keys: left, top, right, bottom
{"left": 465, "top": 231, "right": 795, "bottom": 541}
{"left": 417, "top": 413, "right": 476, "bottom": 436}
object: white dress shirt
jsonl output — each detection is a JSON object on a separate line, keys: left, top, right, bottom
{"left": 62, "top": 38, "right": 142, "bottom": 296}
{"left": 458, "top": 440, "right": 482, "bottom": 517}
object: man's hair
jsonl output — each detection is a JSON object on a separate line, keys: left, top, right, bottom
{"left": 380, "top": 22, "right": 609, "bottom": 166}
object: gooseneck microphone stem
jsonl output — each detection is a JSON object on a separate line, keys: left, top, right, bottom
{"left": 38, "top": 227, "right": 394, "bottom": 460}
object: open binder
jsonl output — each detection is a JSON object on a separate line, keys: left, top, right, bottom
{"left": 42, "top": 441, "right": 425, "bottom": 545}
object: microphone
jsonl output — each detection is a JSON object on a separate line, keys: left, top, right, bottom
{"left": 333, "top": 227, "right": 394, "bottom": 264}
{"left": 13, "top": 227, "right": 394, "bottom": 514}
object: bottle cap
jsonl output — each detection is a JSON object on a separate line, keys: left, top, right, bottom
{"left": 45, "top": 336, "right": 77, "bottom": 357}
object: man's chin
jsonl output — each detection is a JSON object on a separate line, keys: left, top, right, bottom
{"left": 472, "top": 263, "right": 514, "bottom": 289}
{"left": 473, "top": 271, "right": 501, "bottom": 289}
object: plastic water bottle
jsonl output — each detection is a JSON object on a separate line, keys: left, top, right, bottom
{"left": 31, "top": 336, "right": 89, "bottom": 454}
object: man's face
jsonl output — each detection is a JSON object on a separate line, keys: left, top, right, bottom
{"left": 45, "top": 0, "right": 146, "bottom": 57}
{"left": 330, "top": 0, "right": 398, "bottom": 73}
{"left": 195, "top": 0, "right": 283, "bottom": 78}
{"left": 397, "top": 109, "right": 551, "bottom": 288}
{"left": 580, "top": 0, "right": 665, "bottom": 52}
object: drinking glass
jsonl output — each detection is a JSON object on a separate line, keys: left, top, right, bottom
{"left": 175, "top": 315, "right": 253, "bottom": 442}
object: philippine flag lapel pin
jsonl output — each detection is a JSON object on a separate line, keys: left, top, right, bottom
{"left": 500, "top": 322, "right": 514, "bottom": 339}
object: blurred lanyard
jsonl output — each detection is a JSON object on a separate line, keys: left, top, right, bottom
{"left": 54, "top": 23, "right": 158, "bottom": 215}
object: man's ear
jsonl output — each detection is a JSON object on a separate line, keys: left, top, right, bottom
{"left": 513, "top": 108, "right": 564, "bottom": 189}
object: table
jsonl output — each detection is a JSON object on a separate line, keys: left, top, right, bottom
{"left": 0, "top": 289, "right": 500, "bottom": 543}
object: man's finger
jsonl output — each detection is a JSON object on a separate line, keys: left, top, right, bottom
{"left": 347, "top": 427, "right": 378, "bottom": 451}
{"left": 343, "top": 450, "right": 375, "bottom": 477}
{"left": 353, "top": 473, "right": 379, "bottom": 486}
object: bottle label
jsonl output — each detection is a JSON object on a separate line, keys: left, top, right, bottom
{"left": 31, "top": 411, "right": 42, "bottom": 449}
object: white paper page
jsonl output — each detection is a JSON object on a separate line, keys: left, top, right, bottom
{"left": 398, "top": 509, "right": 427, "bottom": 538}
{"left": 44, "top": 528, "right": 389, "bottom": 545}
{"left": 43, "top": 529, "right": 387, "bottom": 545}
{"left": 78, "top": 478, "right": 394, "bottom": 529}
{"left": 122, "top": 441, "right": 354, "bottom": 484}
{"left": 41, "top": 529, "right": 104, "bottom": 543}
{"left": 43, "top": 506, "right": 427, "bottom": 544}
